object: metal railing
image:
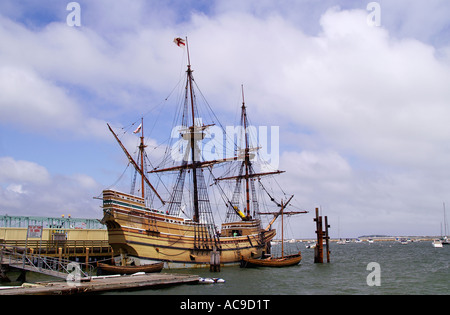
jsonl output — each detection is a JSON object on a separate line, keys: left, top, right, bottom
{"left": 0, "top": 215, "right": 105, "bottom": 229}
{"left": 1, "top": 244, "right": 94, "bottom": 279}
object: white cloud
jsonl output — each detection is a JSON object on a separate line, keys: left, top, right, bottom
{"left": 0, "top": 157, "right": 102, "bottom": 218}
{"left": 186, "top": 6, "right": 450, "bottom": 172}
{"left": 0, "top": 1, "right": 449, "bottom": 236}
{"left": 0, "top": 66, "right": 108, "bottom": 138}
{"left": 0, "top": 157, "right": 50, "bottom": 184}
{"left": 72, "top": 173, "right": 98, "bottom": 190}
{"left": 6, "top": 184, "right": 26, "bottom": 195}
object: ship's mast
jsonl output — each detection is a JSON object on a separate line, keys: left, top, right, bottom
{"left": 260, "top": 195, "right": 307, "bottom": 257}
{"left": 148, "top": 38, "right": 231, "bottom": 226}
{"left": 241, "top": 86, "right": 252, "bottom": 218}
{"left": 139, "top": 117, "right": 146, "bottom": 199}
{"left": 281, "top": 199, "right": 284, "bottom": 258}
{"left": 107, "top": 123, "right": 165, "bottom": 205}
{"left": 217, "top": 86, "right": 285, "bottom": 222}
{"left": 186, "top": 38, "right": 200, "bottom": 223}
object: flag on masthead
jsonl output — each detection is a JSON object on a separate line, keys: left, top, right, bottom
{"left": 173, "top": 37, "right": 186, "bottom": 47}
{"left": 133, "top": 123, "right": 142, "bottom": 134}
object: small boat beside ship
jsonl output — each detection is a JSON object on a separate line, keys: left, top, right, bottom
{"left": 240, "top": 196, "right": 303, "bottom": 268}
{"left": 240, "top": 252, "right": 302, "bottom": 268}
{"left": 97, "top": 262, "right": 164, "bottom": 275}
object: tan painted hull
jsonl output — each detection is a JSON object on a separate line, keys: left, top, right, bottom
{"left": 101, "top": 190, "right": 276, "bottom": 268}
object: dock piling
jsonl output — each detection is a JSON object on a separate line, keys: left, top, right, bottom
{"left": 314, "top": 208, "right": 323, "bottom": 263}
{"left": 85, "top": 247, "right": 90, "bottom": 272}
{"left": 209, "top": 246, "right": 220, "bottom": 272}
{"left": 324, "top": 216, "right": 330, "bottom": 263}
{"left": 0, "top": 256, "right": 10, "bottom": 282}
{"left": 314, "top": 208, "right": 331, "bottom": 263}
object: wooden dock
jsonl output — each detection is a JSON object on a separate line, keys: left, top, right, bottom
{"left": 0, "top": 273, "right": 200, "bottom": 295}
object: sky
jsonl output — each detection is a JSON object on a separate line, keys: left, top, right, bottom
{"left": 1, "top": 0, "right": 450, "bottom": 238}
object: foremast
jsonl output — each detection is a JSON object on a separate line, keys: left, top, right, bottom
{"left": 106, "top": 122, "right": 165, "bottom": 206}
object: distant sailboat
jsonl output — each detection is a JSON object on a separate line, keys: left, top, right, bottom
{"left": 441, "top": 203, "right": 449, "bottom": 245}
{"left": 336, "top": 216, "right": 345, "bottom": 245}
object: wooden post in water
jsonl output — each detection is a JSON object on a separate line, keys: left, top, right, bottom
{"left": 314, "top": 208, "right": 323, "bottom": 263}
{"left": 58, "top": 247, "right": 62, "bottom": 268}
{"left": 0, "top": 245, "right": 11, "bottom": 282}
{"left": 210, "top": 246, "right": 220, "bottom": 272}
{"left": 0, "top": 265, "right": 10, "bottom": 282}
{"left": 85, "top": 247, "right": 90, "bottom": 273}
{"left": 324, "top": 216, "right": 330, "bottom": 263}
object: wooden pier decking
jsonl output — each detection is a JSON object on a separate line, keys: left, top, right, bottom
{"left": 0, "top": 273, "right": 200, "bottom": 295}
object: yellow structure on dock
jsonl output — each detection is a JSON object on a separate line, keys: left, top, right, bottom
{"left": 0, "top": 215, "right": 110, "bottom": 260}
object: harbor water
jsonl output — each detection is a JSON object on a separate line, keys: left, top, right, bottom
{"left": 2, "top": 241, "right": 448, "bottom": 295}
{"left": 117, "top": 240, "right": 449, "bottom": 295}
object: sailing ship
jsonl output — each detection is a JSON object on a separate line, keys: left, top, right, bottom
{"left": 100, "top": 39, "right": 306, "bottom": 268}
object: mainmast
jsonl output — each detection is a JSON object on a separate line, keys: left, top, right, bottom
{"left": 241, "top": 86, "right": 251, "bottom": 218}
{"left": 186, "top": 38, "right": 200, "bottom": 223}
{"left": 152, "top": 37, "right": 218, "bottom": 226}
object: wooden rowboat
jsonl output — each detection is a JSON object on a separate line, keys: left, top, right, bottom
{"left": 97, "top": 262, "right": 164, "bottom": 275}
{"left": 242, "top": 196, "right": 303, "bottom": 268}
{"left": 240, "top": 251, "right": 302, "bottom": 268}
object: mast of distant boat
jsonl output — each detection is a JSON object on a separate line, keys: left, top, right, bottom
{"left": 444, "top": 202, "right": 448, "bottom": 238}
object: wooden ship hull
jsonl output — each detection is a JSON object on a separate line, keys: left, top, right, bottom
{"left": 101, "top": 190, "right": 276, "bottom": 269}
{"left": 240, "top": 252, "right": 302, "bottom": 268}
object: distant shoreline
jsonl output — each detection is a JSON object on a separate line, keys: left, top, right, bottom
{"left": 272, "top": 236, "right": 440, "bottom": 242}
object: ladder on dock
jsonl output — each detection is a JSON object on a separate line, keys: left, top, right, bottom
{"left": 1, "top": 244, "right": 93, "bottom": 280}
